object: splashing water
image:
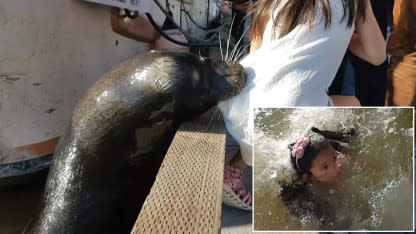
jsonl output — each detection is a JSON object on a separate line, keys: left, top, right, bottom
{"left": 254, "top": 108, "right": 413, "bottom": 231}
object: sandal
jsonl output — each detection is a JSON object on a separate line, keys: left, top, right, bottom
{"left": 222, "top": 164, "right": 252, "bottom": 211}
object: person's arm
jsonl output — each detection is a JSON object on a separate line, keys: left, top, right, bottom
{"left": 348, "top": 0, "right": 386, "bottom": 66}
{"left": 110, "top": 7, "right": 159, "bottom": 43}
{"left": 310, "top": 127, "right": 356, "bottom": 143}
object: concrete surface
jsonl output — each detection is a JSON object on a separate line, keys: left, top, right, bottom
{"left": 0, "top": 0, "right": 213, "bottom": 150}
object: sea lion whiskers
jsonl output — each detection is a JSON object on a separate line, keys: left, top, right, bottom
{"left": 225, "top": 14, "right": 236, "bottom": 62}
{"left": 205, "top": 108, "right": 218, "bottom": 131}
{"left": 218, "top": 33, "right": 224, "bottom": 61}
{"left": 229, "top": 25, "right": 250, "bottom": 62}
{"left": 216, "top": 106, "right": 222, "bottom": 120}
{"left": 234, "top": 43, "right": 250, "bottom": 62}
{"left": 230, "top": 42, "right": 246, "bottom": 63}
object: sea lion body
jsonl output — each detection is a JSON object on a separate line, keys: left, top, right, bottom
{"left": 28, "top": 51, "right": 246, "bottom": 233}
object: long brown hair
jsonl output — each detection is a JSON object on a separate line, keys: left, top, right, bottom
{"left": 249, "top": 0, "right": 367, "bottom": 44}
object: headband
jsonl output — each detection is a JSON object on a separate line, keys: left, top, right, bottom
{"left": 291, "top": 137, "right": 310, "bottom": 171}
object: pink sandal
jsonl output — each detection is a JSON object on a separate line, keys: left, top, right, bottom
{"left": 222, "top": 164, "right": 252, "bottom": 211}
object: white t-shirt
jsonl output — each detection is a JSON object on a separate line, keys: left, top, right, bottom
{"left": 218, "top": 0, "right": 355, "bottom": 166}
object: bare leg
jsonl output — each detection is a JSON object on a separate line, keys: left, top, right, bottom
{"left": 227, "top": 150, "right": 248, "bottom": 171}
{"left": 223, "top": 150, "right": 252, "bottom": 209}
{"left": 330, "top": 95, "right": 361, "bottom": 106}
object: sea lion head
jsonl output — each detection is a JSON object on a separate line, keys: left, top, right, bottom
{"left": 203, "top": 58, "right": 247, "bottom": 101}
{"left": 173, "top": 54, "right": 247, "bottom": 117}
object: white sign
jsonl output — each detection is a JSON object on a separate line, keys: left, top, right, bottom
{"left": 83, "top": 0, "right": 150, "bottom": 13}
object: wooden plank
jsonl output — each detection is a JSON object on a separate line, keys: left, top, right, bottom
{"left": 131, "top": 110, "right": 226, "bottom": 233}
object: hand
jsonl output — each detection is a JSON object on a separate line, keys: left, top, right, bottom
{"left": 110, "top": 7, "right": 159, "bottom": 43}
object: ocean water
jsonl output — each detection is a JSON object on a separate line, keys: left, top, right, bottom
{"left": 254, "top": 108, "right": 414, "bottom": 231}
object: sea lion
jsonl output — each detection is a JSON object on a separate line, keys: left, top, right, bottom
{"left": 27, "top": 51, "right": 247, "bottom": 234}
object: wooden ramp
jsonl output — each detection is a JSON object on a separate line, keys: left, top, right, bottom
{"left": 131, "top": 110, "right": 226, "bottom": 234}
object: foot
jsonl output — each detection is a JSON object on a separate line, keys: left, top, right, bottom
{"left": 222, "top": 164, "right": 252, "bottom": 211}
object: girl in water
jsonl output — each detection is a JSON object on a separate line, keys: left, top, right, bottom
{"left": 279, "top": 127, "right": 371, "bottom": 228}
{"left": 287, "top": 127, "right": 354, "bottom": 184}
{"left": 220, "top": 0, "right": 386, "bottom": 210}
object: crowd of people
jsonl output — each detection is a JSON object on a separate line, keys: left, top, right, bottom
{"left": 110, "top": 0, "right": 416, "bottom": 212}
{"left": 220, "top": 0, "right": 415, "bottom": 211}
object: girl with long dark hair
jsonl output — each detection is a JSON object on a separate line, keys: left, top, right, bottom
{"left": 220, "top": 0, "right": 386, "bottom": 210}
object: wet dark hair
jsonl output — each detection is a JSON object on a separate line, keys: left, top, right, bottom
{"left": 288, "top": 127, "right": 355, "bottom": 177}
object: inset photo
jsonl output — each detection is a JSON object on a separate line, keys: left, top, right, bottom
{"left": 253, "top": 107, "right": 414, "bottom": 231}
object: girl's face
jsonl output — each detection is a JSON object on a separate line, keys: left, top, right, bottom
{"left": 309, "top": 146, "right": 344, "bottom": 183}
